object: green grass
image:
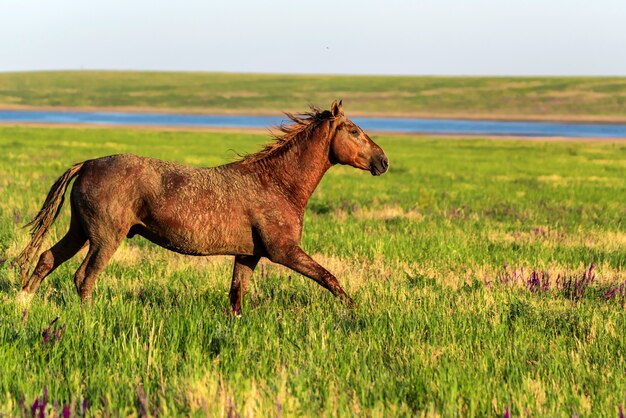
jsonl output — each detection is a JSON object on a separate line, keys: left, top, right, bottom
{"left": 1, "top": 71, "right": 626, "bottom": 120}
{"left": 0, "top": 126, "right": 624, "bottom": 416}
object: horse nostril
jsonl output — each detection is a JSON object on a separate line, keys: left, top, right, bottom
{"left": 381, "top": 156, "right": 389, "bottom": 170}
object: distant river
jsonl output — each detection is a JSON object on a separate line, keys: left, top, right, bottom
{"left": 1, "top": 109, "right": 626, "bottom": 138}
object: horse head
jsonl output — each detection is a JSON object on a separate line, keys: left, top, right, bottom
{"left": 327, "top": 100, "right": 389, "bottom": 176}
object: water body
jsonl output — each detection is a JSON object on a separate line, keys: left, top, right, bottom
{"left": 1, "top": 109, "right": 626, "bottom": 138}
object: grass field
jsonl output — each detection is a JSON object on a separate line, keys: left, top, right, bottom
{"left": 2, "top": 71, "right": 626, "bottom": 121}
{"left": 0, "top": 126, "right": 625, "bottom": 416}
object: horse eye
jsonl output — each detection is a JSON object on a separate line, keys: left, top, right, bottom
{"left": 350, "top": 129, "right": 358, "bottom": 135}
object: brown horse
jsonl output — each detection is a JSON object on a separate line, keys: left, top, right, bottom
{"left": 16, "top": 100, "right": 389, "bottom": 312}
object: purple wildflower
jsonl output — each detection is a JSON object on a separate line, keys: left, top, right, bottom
{"left": 13, "top": 208, "right": 21, "bottom": 224}
{"left": 62, "top": 405, "right": 71, "bottom": 418}
{"left": 503, "top": 405, "right": 510, "bottom": 418}
{"left": 41, "top": 387, "right": 48, "bottom": 418}
{"left": 42, "top": 317, "right": 64, "bottom": 347}
{"left": 541, "top": 272, "right": 550, "bottom": 292}
{"left": 527, "top": 270, "right": 540, "bottom": 292}
{"left": 276, "top": 397, "right": 283, "bottom": 417}
{"left": 19, "top": 398, "right": 26, "bottom": 416}
{"left": 137, "top": 385, "right": 148, "bottom": 417}
{"left": 81, "top": 396, "right": 89, "bottom": 417}
{"left": 30, "top": 397, "right": 39, "bottom": 417}
{"left": 604, "top": 282, "right": 626, "bottom": 306}
{"left": 604, "top": 287, "right": 618, "bottom": 300}
{"left": 557, "top": 263, "right": 595, "bottom": 301}
{"left": 227, "top": 397, "right": 238, "bottom": 418}
{"left": 53, "top": 324, "right": 66, "bottom": 342}
{"left": 620, "top": 404, "right": 624, "bottom": 418}
{"left": 27, "top": 389, "right": 49, "bottom": 418}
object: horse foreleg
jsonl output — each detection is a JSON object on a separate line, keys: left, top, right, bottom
{"left": 229, "top": 255, "right": 260, "bottom": 315}
{"left": 270, "top": 246, "right": 353, "bottom": 306}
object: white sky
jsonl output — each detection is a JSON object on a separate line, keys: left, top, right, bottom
{"left": 1, "top": 0, "right": 625, "bottom": 75}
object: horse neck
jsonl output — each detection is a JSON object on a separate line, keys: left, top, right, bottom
{"left": 264, "top": 122, "right": 333, "bottom": 210}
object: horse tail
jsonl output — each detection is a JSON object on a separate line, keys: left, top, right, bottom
{"left": 16, "top": 162, "right": 85, "bottom": 285}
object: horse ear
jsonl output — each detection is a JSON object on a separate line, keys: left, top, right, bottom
{"left": 331, "top": 99, "right": 344, "bottom": 117}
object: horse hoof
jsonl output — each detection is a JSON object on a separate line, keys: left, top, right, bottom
{"left": 16, "top": 291, "right": 33, "bottom": 306}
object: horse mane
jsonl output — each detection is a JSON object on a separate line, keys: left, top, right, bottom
{"left": 239, "top": 106, "right": 334, "bottom": 164}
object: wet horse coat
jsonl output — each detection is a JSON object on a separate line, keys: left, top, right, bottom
{"left": 17, "top": 101, "right": 389, "bottom": 312}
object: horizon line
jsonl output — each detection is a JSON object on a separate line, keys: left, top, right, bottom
{"left": 1, "top": 69, "right": 626, "bottom": 78}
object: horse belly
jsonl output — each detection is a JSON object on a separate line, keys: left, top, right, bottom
{"left": 137, "top": 207, "right": 255, "bottom": 256}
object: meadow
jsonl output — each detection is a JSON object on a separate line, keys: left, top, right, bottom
{"left": 0, "top": 126, "right": 624, "bottom": 416}
{"left": 1, "top": 71, "right": 626, "bottom": 121}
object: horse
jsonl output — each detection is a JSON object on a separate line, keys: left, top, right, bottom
{"left": 16, "top": 100, "right": 389, "bottom": 313}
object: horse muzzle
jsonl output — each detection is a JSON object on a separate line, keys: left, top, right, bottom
{"left": 369, "top": 154, "right": 389, "bottom": 176}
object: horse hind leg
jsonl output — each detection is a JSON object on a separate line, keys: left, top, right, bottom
{"left": 229, "top": 255, "right": 260, "bottom": 315}
{"left": 74, "top": 235, "right": 124, "bottom": 303}
{"left": 21, "top": 217, "right": 87, "bottom": 296}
